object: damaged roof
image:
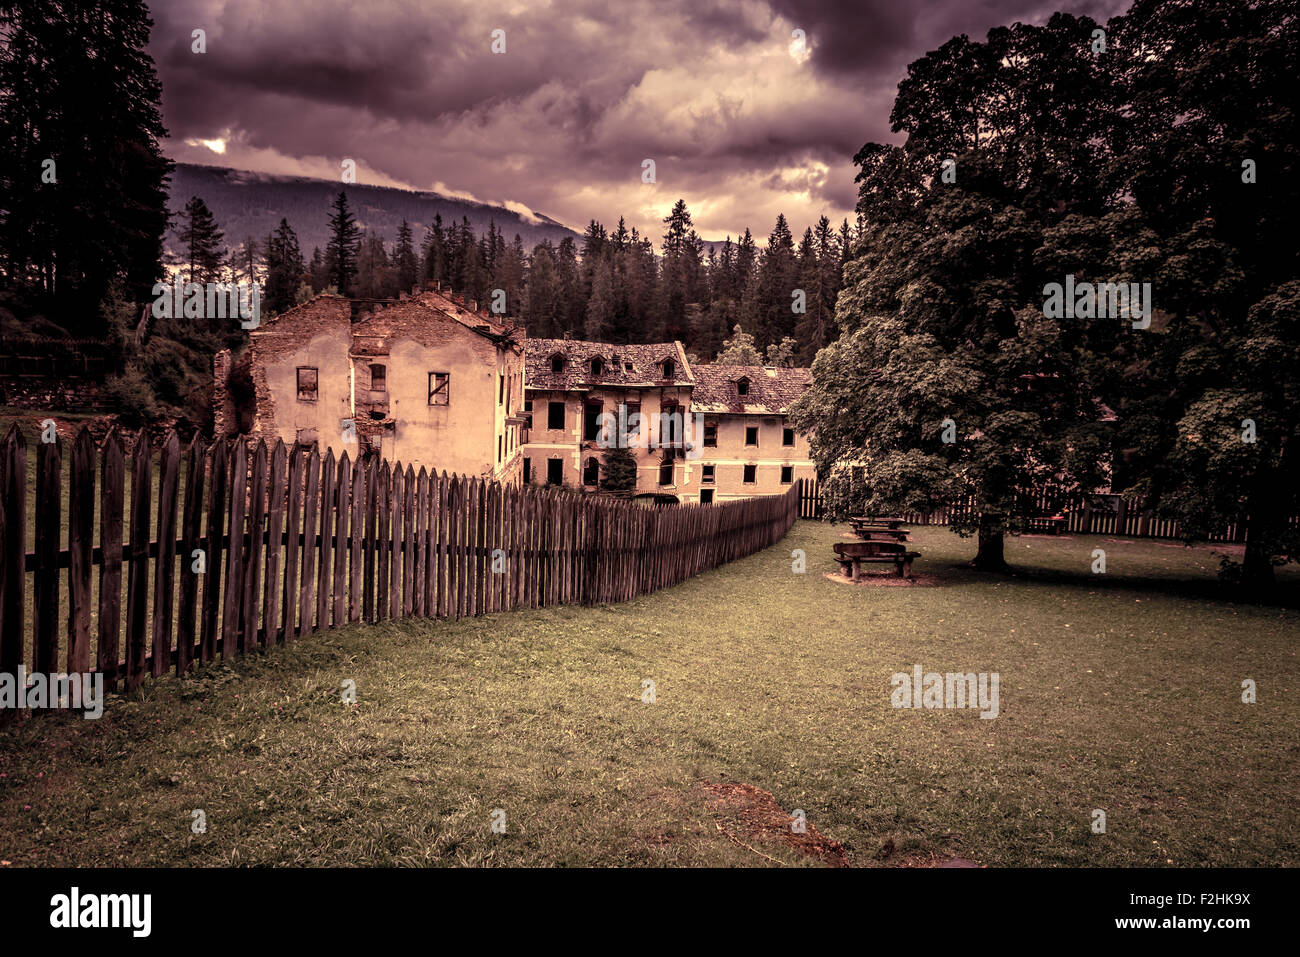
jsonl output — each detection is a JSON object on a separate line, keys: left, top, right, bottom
{"left": 525, "top": 337, "right": 694, "bottom": 391}
{"left": 689, "top": 364, "right": 812, "bottom": 415}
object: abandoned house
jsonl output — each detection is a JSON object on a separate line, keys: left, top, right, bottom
{"left": 216, "top": 292, "right": 813, "bottom": 502}
{"left": 520, "top": 337, "right": 815, "bottom": 503}
{"left": 214, "top": 288, "right": 526, "bottom": 484}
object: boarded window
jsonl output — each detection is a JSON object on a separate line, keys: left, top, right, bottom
{"left": 547, "top": 400, "right": 565, "bottom": 430}
{"left": 297, "top": 366, "right": 318, "bottom": 400}
{"left": 783, "top": 427, "right": 795, "bottom": 446}
{"left": 428, "top": 372, "right": 450, "bottom": 405}
{"left": 295, "top": 428, "right": 318, "bottom": 447}
{"left": 743, "top": 464, "right": 757, "bottom": 484}
{"left": 701, "top": 464, "right": 715, "bottom": 483}
{"left": 745, "top": 426, "right": 758, "bottom": 446}
{"left": 547, "top": 458, "right": 564, "bottom": 486}
{"left": 781, "top": 465, "right": 793, "bottom": 484}
{"left": 370, "top": 364, "right": 386, "bottom": 392}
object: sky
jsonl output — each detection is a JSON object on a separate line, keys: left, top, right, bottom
{"left": 151, "top": 0, "right": 1131, "bottom": 242}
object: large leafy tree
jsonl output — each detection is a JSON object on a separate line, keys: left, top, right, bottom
{"left": 1095, "top": 0, "right": 1300, "bottom": 586}
{"left": 0, "top": 0, "right": 172, "bottom": 324}
{"left": 792, "top": 14, "right": 1116, "bottom": 570}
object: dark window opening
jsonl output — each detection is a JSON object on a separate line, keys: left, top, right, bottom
{"left": 499, "top": 374, "right": 505, "bottom": 404}
{"left": 428, "top": 372, "right": 450, "bottom": 405}
{"left": 584, "top": 401, "right": 603, "bottom": 442}
{"left": 624, "top": 362, "right": 634, "bottom": 373}
{"left": 783, "top": 427, "right": 795, "bottom": 446}
{"left": 583, "top": 457, "right": 599, "bottom": 486}
{"left": 704, "top": 421, "right": 717, "bottom": 447}
{"left": 699, "top": 489, "right": 714, "bottom": 505}
{"left": 523, "top": 398, "right": 533, "bottom": 427}
{"left": 701, "top": 465, "right": 715, "bottom": 483}
{"left": 736, "top": 377, "right": 749, "bottom": 396}
{"left": 743, "top": 464, "right": 757, "bottom": 484}
{"left": 498, "top": 435, "right": 503, "bottom": 463}
{"left": 661, "top": 359, "right": 674, "bottom": 379}
{"left": 370, "top": 364, "right": 386, "bottom": 392}
{"left": 551, "top": 354, "right": 565, "bottom": 374}
{"left": 624, "top": 402, "right": 641, "bottom": 443}
{"left": 658, "top": 459, "right": 674, "bottom": 486}
{"left": 547, "top": 400, "right": 565, "bottom": 431}
{"left": 547, "top": 458, "right": 564, "bottom": 486}
{"left": 297, "top": 366, "right": 318, "bottom": 401}
{"left": 780, "top": 465, "right": 793, "bottom": 484}
{"left": 745, "top": 426, "right": 758, "bottom": 446}
{"left": 523, "top": 458, "right": 531, "bottom": 483}
{"left": 590, "top": 358, "right": 603, "bottom": 377}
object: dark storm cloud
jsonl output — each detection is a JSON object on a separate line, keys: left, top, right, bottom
{"left": 148, "top": 0, "right": 1131, "bottom": 240}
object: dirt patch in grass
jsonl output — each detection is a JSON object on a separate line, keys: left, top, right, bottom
{"left": 822, "top": 571, "right": 942, "bottom": 587}
{"left": 701, "top": 780, "right": 850, "bottom": 867}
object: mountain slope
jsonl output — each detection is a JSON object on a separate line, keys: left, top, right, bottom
{"left": 166, "top": 163, "right": 582, "bottom": 259}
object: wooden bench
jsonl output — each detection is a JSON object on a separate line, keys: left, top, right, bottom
{"left": 833, "top": 541, "right": 922, "bottom": 580}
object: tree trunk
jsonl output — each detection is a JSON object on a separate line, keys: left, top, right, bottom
{"left": 1241, "top": 536, "right": 1276, "bottom": 589}
{"left": 970, "top": 514, "right": 1009, "bottom": 572}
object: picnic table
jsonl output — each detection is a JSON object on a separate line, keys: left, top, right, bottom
{"left": 849, "top": 516, "right": 908, "bottom": 530}
{"left": 833, "top": 540, "right": 921, "bottom": 580}
{"left": 1024, "top": 514, "right": 1067, "bottom": 534}
{"left": 852, "top": 526, "right": 910, "bottom": 542}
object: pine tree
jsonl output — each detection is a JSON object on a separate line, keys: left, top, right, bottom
{"left": 263, "top": 218, "right": 304, "bottom": 316}
{"left": 177, "top": 196, "right": 225, "bottom": 285}
{"left": 601, "top": 445, "right": 638, "bottom": 493}
{"left": 0, "top": 0, "right": 172, "bottom": 323}
{"left": 393, "top": 220, "right": 419, "bottom": 294}
{"left": 325, "top": 191, "right": 360, "bottom": 295}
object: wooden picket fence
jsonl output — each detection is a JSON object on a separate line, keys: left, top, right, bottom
{"left": 800, "top": 480, "right": 1293, "bottom": 544}
{"left": 0, "top": 425, "right": 799, "bottom": 703}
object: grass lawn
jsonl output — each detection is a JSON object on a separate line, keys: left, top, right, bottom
{"left": 2, "top": 521, "right": 1296, "bottom": 867}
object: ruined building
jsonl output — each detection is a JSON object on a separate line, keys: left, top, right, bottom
{"left": 216, "top": 291, "right": 813, "bottom": 501}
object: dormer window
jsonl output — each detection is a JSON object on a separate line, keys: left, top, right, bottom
{"left": 590, "top": 357, "right": 603, "bottom": 377}
{"left": 661, "top": 359, "right": 674, "bottom": 379}
{"left": 551, "top": 354, "right": 566, "bottom": 374}
{"left": 736, "top": 377, "right": 750, "bottom": 396}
